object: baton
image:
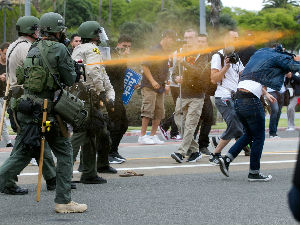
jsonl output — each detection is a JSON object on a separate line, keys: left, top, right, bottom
{"left": 0, "top": 79, "right": 10, "bottom": 140}
{"left": 36, "top": 99, "right": 48, "bottom": 202}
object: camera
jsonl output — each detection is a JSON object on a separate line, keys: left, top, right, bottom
{"left": 227, "top": 52, "right": 239, "bottom": 64}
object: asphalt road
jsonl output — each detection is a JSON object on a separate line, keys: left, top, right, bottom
{"left": 0, "top": 131, "right": 299, "bottom": 225}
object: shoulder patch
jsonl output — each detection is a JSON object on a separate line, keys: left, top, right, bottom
{"left": 93, "top": 48, "right": 100, "bottom": 55}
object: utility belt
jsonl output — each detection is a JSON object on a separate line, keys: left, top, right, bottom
{"left": 18, "top": 94, "right": 54, "bottom": 115}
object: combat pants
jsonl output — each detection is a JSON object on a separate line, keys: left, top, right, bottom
{"left": 71, "top": 122, "right": 110, "bottom": 180}
{"left": 174, "top": 98, "right": 204, "bottom": 156}
{"left": 71, "top": 132, "right": 98, "bottom": 180}
{"left": 5, "top": 142, "right": 56, "bottom": 188}
{"left": 5, "top": 105, "right": 56, "bottom": 188}
{"left": 0, "top": 114, "right": 73, "bottom": 204}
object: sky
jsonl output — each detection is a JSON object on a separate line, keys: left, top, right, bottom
{"left": 221, "top": 0, "right": 264, "bottom": 11}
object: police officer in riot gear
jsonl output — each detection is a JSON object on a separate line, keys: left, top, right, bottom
{"left": 71, "top": 21, "right": 116, "bottom": 184}
{"left": 0, "top": 12, "right": 87, "bottom": 213}
{"left": 3, "top": 16, "right": 57, "bottom": 195}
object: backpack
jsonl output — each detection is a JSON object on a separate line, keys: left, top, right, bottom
{"left": 17, "top": 40, "right": 58, "bottom": 92}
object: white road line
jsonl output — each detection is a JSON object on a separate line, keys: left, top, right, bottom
{"left": 18, "top": 159, "right": 296, "bottom": 176}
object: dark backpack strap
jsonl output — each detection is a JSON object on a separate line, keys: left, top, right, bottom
{"left": 216, "top": 52, "right": 224, "bottom": 68}
{"left": 7, "top": 40, "right": 29, "bottom": 76}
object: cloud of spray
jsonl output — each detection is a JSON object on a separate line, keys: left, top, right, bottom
{"left": 86, "top": 30, "right": 290, "bottom": 67}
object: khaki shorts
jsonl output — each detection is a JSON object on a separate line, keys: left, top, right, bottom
{"left": 141, "top": 87, "right": 165, "bottom": 120}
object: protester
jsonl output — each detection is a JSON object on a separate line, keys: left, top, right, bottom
{"left": 138, "top": 30, "right": 176, "bottom": 145}
{"left": 170, "top": 30, "right": 210, "bottom": 163}
{"left": 69, "top": 33, "right": 81, "bottom": 54}
{"left": 286, "top": 72, "right": 300, "bottom": 131}
{"left": 288, "top": 138, "right": 300, "bottom": 222}
{"left": 158, "top": 52, "right": 181, "bottom": 141}
{"left": 106, "top": 35, "right": 132, "bottom": 163}
{"left": 267, "top": 82, "right": 286, "bottom": 138}
{"left": 0, "top": 42, "right": 13, "bottom": 147}
{"left": 194, "top": 35, "right": 214, "bottom": 156}
{"left": 218, "top": 45, "right": 300, "bottom": 181}
{"left": 209, "top": 30, "right": 249, "bottom": 166}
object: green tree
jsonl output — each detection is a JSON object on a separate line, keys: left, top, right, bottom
{"left": 56, "top": 0, "right": 94, "bottom": 29}
{"left": 263, "top": 0, "right": 299, "bottom": 8}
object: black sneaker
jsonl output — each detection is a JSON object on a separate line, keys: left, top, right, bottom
{"left": 46, "top": 177, "right": 56, "bottom": 191}
{"left": 6, "top": 143, "right": 13, "bottom": 147}
{"left": 108, "top": 156, "right": 123, "bottom": 164}
{"left": 111, "top": 152, "right": 126, "bottom": 162}
{"left": 187, "top": 152, "right": 202, "bottom": 162}
{"left": 209, "top": 153, "right": 221, "bottom": 165}
{"left": 199, "top": 147, "right": 210, "bottom": 155}
{"left": 219, "top": 156, "right": 231, "bottom": 177}
{"left": 248, "top": 173, "right": 272, "bottom": 182}
{"left": 171, "top": 152, "right": 184, "bottom": 163}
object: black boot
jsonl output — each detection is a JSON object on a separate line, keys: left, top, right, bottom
{"left": 1, "top": 186, "right": 28, "bottom": 195}
{"left": 97, "top": 166, "right": 117, "bottom": 174}
{"left": 46, "top": 177, "right": 56, "bottom": 191}
{"left": 80, "top": 176, "right": 107, "bottom": 184}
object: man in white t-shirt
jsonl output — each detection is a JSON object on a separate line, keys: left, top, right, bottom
{"left": 209, "top": 30, "right": 247, "bottom": 165}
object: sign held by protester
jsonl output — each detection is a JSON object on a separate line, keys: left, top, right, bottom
{"left": 122, "top": 69, "right": 142, "bottom": 105}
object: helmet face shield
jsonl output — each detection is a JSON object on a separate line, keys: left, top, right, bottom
{"left": 99, "top": 27, "right": 109, "bottom": 44}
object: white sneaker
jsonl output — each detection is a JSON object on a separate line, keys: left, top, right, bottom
{"left": 286, "top": 127, "right": 295, "bottom": 131}
{"left": 150, "top": 135, "right": 165, "bottom": 144}
{"left": 170, "top": 135, "right": 182, "bottom": 141}
{"left": 270, "top": 135, "right": 280, "bottom": 139}
{"left": 29, "top": 159, "right": 38, "bottom": 166}
{"left": 138, "top": 135, "right": 155, "bottom": 145}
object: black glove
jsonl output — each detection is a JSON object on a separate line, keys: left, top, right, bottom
{"left": 106, "top": 99, "right": 114, "bottom": 112}
{"left": 99, "top": 91, "right": 106, "bottom": 103}
{"left": 74, "top": 61, "right": 86, "bottom": 82}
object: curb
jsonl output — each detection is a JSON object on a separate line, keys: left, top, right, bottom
{"left": 6, "top": 127, "right": 295, "bottom": 139}
{"left": 123, "top": 127, "right": 293, "bottom": 137}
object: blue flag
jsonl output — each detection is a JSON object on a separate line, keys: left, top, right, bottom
{"left": 122, "top": 68, "right": 142, "bottom": 105}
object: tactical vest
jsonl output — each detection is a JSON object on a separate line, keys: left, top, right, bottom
{"left": 17, "top": 40, "right": 58, "bottom": 93}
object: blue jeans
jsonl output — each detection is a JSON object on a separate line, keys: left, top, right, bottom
{"left": 268, "top": 91, "right": 284, "bottom": 136}
{"left": 288, "top": 186, "right": 300, "bottom": 222}
{"left": 227, "top": 97, "right": 265, "bottom": 173}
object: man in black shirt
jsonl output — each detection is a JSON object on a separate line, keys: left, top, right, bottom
{"left": 106, "top": 35, "right": 132, "bottom": 163}
{"left": 0, "top": 42, "right": 12, "bottom": 147}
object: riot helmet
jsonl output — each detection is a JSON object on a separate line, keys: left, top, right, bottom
{"left": 16, "top": 16, "right": 39, "bottom": 39}
{"left": 78, "top": 21, "right": 108, "bottom": 44}
{"left": 40, "top": 12, "right": 69, "bottom": 45}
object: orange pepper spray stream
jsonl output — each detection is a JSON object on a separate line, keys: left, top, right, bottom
{"left": 85, "top": 30, "right": 290, "bottom": 67}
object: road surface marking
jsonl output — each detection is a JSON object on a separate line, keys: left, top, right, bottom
{"left": 18, "top": 159, "right": 296, "bottom": 176}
